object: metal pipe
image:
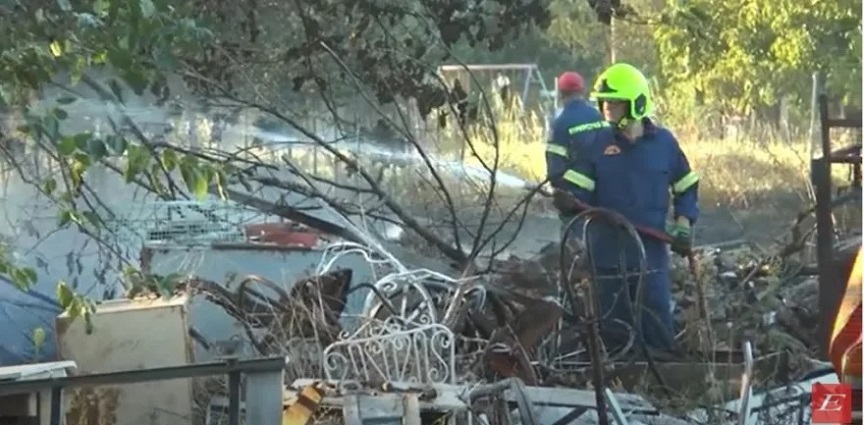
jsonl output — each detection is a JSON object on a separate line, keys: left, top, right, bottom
{"left": 438, "top": 64, "right": 537, "bottom": 72}
{"left": 50, "top": 387, "right": 61, "bottom": 425}
{"left": 0, "top": 356, "right": 288, "bottom": 396}
{"left": 228, "top": 370, "right": 242, "bottom": 425}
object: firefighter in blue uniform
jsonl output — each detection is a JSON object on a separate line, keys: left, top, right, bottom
{"left": 561, "top": 63, "right": 700, "bottom": 352}
{"left": 545, "top": 72, "right": 609, "bottom": 228}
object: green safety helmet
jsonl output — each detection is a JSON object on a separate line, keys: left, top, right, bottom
{"left": 590, "top": 63, "right": 653, "bottom": 120}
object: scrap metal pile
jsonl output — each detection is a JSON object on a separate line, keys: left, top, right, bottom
{"left": 178, "top": 214, "right": 839, "bottom": 424}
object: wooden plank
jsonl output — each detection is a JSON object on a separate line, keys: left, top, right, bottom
{"left": 282, "top": 384, "right": 324, "bottom": 425}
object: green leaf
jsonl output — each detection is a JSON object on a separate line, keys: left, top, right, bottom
{"left": 160, "top": 149, "right": 177, "bottom": 171}
{"left": 21, "top": 267, "right": 39, "bottom": 284}
{"left": 22, "top": 268, "right": 37, "bottom": 286}
{"left": 67, "top": 155, "right": 87, "bottom": 189}
{"left": 57, "top": 136, "right": 77, "bottom": 156}
{"left": 41, "top": 116, "right": 60, "bottom": 141}
{"left": 53, "top": 108, "right": 68, "bottom": 120}
{"left": 32, "top": 327, "right": 46, "bottom": 350}
{"left": 56, "top": 96, "right": 77, "bottom": 105}
{"left": 43, "top": 178, "right": 57, "bottom": 195}
{"left": 139, "top": 0, "right": 156, "bottom": 18}
{"left": 179, "top": 158, "right": 198, "bottom": 196}
{"left": 49, "top": 41, "right": 63, "bottom": 57}
{"left": 87, "top": 138, "right": 108, "bottom": 161}
{"left": 10, "top": 268, "right": 33, "bottom": 290}
{"left": 122, "top": 69, "right": 148, "bottom": 96}
{"left": 56, "top": 0, "right": 72, "bottom": 12}
{"left": 123, "top": 144, "right": 150, "bottom": 182}
{"left": 106, "top": 134, "right": 128, "bottom": 155}
{"left": 73, "top": 133, "right": 92, "bottom": 151}
{"left": 73, "top": 151, "right": 91, "bottom": 168}
{"left": 147, "top": 164, "right": 168, "bottom": 195}
{"left": 193, "top": 171, "right": 208, "bottom": 200}
{"left": 70, "top": 57, "right": 87, "bottom": 85}
{"left": 56, "top": 281, "right": 74, "bottom": 309}
{"left": 58, "top": 210, "right": 73, "bottom": 228}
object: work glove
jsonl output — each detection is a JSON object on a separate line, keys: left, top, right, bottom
{"left": 667, "top": 220, "right": 693, "bottom": 257}
{"left": 552, "top": 189, "right": 580, "bottom": 215}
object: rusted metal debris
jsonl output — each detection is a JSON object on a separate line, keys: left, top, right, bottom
{"left": 483, "top": 298, "right": 563, "bottom": 385}
{"left": 184, "top": 268, "right": 353, "bottom": 355}
{"left": 157, "top": 225, "right": 834, "bottom": 424}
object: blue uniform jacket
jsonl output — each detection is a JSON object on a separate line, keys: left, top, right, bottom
{"left": 567, "top": 120, "right": 700, "bottom": 269}
{"left": 545, "top": 99, "right": 607, "bottom": 193}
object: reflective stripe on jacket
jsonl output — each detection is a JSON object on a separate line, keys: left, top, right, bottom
{"left": 566, "top": 120, "right": 700, "bottom": 268}
{"left": 545, "top": 99, "right": 606, "bottom": 192}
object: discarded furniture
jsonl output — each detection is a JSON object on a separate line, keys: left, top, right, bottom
{"left": 323, "top": 317, "right": 456, "bottom": 384}
{"left": 0, "top": 361, "right": 76, "bottom": 425}
{"left": 135, "top": 201, "right": 376, "bottom": 361}
{"left": 56, "top": 295, "right": 194, "bottom": 425}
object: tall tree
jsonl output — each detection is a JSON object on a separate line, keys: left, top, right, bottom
{"left": 653, "top": 0, "right": 862, "bottom": 119}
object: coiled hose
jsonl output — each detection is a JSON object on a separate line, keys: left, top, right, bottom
{"left": 558, "top": 207, "right": 671, "bottom": 414}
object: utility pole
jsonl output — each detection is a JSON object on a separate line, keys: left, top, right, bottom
{"left": 607, "top": 17, "right": 617, "bottom": 64}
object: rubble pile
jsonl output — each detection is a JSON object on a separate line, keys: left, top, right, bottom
{"left": 183, "top": 233, "right": 831, "bottom": 424}
{"left": 670, "top": 246, "right": 820, "bottom": 362}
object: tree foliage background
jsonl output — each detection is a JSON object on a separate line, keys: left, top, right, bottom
{"left": 0, "top": 0, "right": 859, "bottom": 324}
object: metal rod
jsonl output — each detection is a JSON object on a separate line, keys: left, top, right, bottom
{"left": 0, "top": 356, "right": 287, "bottom": 396}
{"left": 814, "top": 95, "right": 838, "bottom": 358}
{"left": 808, "top": 72, "right": 820, "bottom": 159}
{"left": 50, "top": 387, "right": 62, "bottom": 425}
{"left": 228, "top": 370, "right": 242, "bottom": 425}
{"left": 438, "top": 64, "right": 537, "bottom": 72}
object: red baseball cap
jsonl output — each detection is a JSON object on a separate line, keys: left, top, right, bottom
{"left": 557, "top": 71, "right": 585, "bottom": 93}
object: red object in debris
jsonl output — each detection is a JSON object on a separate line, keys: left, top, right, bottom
{"left": 244, "top": 222, "right": 320, "bottom": 248}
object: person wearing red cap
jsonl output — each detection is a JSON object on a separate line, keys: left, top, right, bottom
{"left": 546, "top": 71, "right": 608, "bottom": 226}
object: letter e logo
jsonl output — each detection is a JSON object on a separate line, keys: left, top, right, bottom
{"left": 812, "top": 383, "right": 852, "bottom": 423}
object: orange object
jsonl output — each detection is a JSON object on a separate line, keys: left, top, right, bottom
{"left": 830, "top": 247, "right": 863, "bottom": 383}
{"left": 244, "top": 222, "right": 320, "bottom": 248}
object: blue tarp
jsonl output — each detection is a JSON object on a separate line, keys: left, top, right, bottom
{"left": 0, "top": 278, "right": 62, "bottom": 365}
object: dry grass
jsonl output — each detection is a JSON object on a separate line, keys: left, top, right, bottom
{"left": 454, "top": 106, "right": 818, "bottom": 212}
{"left": 172, "top": 102, "right": 856, "bottom": 243}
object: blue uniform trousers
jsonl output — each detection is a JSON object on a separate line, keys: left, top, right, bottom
{"left": 594, "top": 266, "right": 675, "bottom": 351}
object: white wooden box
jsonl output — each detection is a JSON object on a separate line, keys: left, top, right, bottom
{"left": 56, "top": 296, "right": 193, "bottom": 425}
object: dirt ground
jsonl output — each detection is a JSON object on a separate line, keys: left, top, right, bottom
{"left": 452, "top": 192, "right": 860, "bottom": 260}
